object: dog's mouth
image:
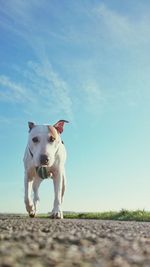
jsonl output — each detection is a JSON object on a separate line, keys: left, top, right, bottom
{"left": 39, "top": 164, "right": 48, "bottom": 167}
{"left": 35, "top": 166, "right": 51, "bottom": 179}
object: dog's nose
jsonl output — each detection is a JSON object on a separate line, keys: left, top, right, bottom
{"left": 40, "top": 154, "right": 49, "bottom": 165}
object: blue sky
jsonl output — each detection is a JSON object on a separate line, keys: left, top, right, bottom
{"left": 0, "top": 0, "right": 150, "bottom": 213}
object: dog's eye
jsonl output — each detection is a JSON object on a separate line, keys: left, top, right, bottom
{"left": 48, "top": 136, "right": 55, "bottom": 143}
{"left": 32, "top": 137, "right": 39, "bottom": 143}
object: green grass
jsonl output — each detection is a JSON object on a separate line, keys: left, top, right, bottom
{"left": 37, "top": 210, "right": 150, "bottom": 221}
{"left": 60, "top": 210, "right": 150, "bottom": 221}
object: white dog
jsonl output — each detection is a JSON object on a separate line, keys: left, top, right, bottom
{"left": 23, "top": 120, "right": 69, "bottom": 219}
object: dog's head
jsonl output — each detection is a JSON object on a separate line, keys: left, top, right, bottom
{"left": 27, "top": 120, "right": 69, "bottom": 167}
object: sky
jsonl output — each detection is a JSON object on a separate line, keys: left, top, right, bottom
{"left": 0, "top": 0, "right": 150, "bottom": 213}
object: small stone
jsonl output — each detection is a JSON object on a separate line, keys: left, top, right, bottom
{"left": 0, "top": 257, "right": 15, "bottom": 267}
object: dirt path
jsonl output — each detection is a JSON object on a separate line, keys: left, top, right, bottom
{"left": 0, "top": 214, "right": 150, "bottom": 267}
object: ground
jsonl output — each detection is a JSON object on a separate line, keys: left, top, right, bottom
{"left": 0, "top": 214, "right": 150, "bottom": 267}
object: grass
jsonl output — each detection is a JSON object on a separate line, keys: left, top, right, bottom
{"left": 59, "top": 210, "right": 150, "bottom": 222}
{"left": 7, "top": 210, "right": 150, "bottom": 222}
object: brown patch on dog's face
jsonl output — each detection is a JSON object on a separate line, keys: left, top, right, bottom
{"left": 48, "top": 126, "right": 58, "bottom": 139}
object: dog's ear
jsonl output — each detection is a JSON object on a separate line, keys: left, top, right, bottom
{"left": 28, "top": 122, "right": 35, "bottom": 131}
{"left": 53, "top": 120, "right": 69, "bottom": 134}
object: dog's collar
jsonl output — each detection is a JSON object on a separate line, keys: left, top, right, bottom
{"left": 28, "top": 147, "right": 33, "bottom": 158}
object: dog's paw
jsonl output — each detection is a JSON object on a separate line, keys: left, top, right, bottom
{"left": 29, "top": 211, "right": 35, "bottom": 218}
{"left": 50, "top": 211, "right": 63, "bottom": 219}
{"left": 25, "top": 199, "right": 35, "bottom": 212}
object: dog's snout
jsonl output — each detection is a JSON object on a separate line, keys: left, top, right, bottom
{"left": 40, "top": 154, "right": 49, "bottom": 165}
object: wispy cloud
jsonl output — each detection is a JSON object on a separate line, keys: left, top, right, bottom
{"left": 93, "top": 3, "right": 150, "bottom": 47}
{"left": 0, "top": 75, "right": 31, "bottom": 103}
{"left": 0, "top": 1, "right": 149, "bottom": 121}
{"left": 82, "top": 80, "right": 106, "bottom": 114}
{"left": 0, "top": 1, "right": 74, "bottom": 120}
{"left": 0, "top": 61, "right": 73, "bottom": 119}
{"left": 26, "top": 60, "right": 73, "bottom": 118}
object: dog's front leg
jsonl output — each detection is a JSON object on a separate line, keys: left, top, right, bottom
{"left": 33, "top": 177, "right": 42, "bottom": 213}
{"left": 51, "top": 170, "right": 64, "bottom": 219}
{"left": 24, "top": 173, "right": 35, "bottom": 217}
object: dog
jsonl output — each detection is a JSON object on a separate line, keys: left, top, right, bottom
{"left": 23, "top": 120, "right": 69, "bottom": 219}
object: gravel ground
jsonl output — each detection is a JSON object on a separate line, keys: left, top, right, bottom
{"left": 0, "top": 215, "right": 150, "bottom": 267}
